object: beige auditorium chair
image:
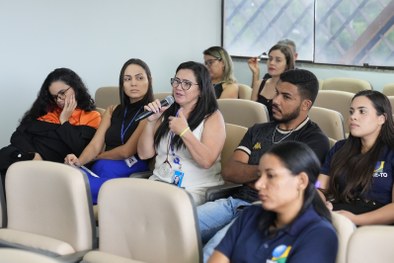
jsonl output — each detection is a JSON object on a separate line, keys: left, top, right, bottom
{"left": 95, "top": 86, "right": 119, "bottom": 109}
{"left": 318, "top": 79, "right": 324, "bottom": 90}
{"left": 205, "top": 123, "right": 247, "bottom": 201}
{"left": 238, "top": 83, "right": 252, "bottom": 100}
{"left": 314, "top": 90, "right": 354, "bottom": 134}
{"left": 82, "top": 178, "right": 202, "bottom": 263}
{"left": 321, "top": 77, "right": 372, "bottom": 93}
{"left": 387, "top": 96, "right": 394, "bottom": 113}
{"left": 0, "top": 161, "right": 97, "bottom": 262}
{"left": 383, "top": 83, "right": 394, "bottom": 96}
{"left": 347, "top": 225, "right": 394, "bottom": 263}
{"left": 0, "top": 179, "right": 6, "bottom": 228}
{"left": 218, "top": 98, "right": 270, "bottom": 128}
{"left": 309, "top": 106, "right": 346, "bottom": 141}
{"left": 0, "top": 248, "right": 63, "bottom": 263}
{"left": 331, "top": 212, "right": 356, "bottom": 263}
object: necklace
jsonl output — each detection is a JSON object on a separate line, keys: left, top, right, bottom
{"left": 271, "top": 125, "right": 295, "bottom": 144}
{"left": 271, "top": 118, "right": 309, "bottom": 144}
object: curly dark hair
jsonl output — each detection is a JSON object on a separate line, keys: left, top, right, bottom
{"left": 20, "top": 68, "right": 95, "bottom": 124}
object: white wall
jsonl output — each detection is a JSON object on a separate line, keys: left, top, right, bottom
{"left": 0, "top": 0, "right": 222, "bottom": 147}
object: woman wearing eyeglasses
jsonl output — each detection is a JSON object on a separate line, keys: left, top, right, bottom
{"left": 65, "top": 58, "right": 153, "bottom": 204}
{"left": 138, "top": 61, "right": 225, "bottom": 205}
{"left": 203, "top": 46, "right": 238, "bottom": 99}
{"left": 0, "top": 68, "right": 101, "bottom": 183}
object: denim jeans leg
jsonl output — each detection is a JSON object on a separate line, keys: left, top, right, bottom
{"left": 197, "top": 197, "right": 251, "bottom": 243}
{"left": 203, "top": 219, "right": 235, "bottom": 263}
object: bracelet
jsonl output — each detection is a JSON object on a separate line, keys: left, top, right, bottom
{"left": 179, "top": 127, "right": 190, "bottom": 137}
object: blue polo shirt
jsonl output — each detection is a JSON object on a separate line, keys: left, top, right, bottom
{"left": 216, "top": 205, "right": 338, "bottom": 263}
{"left": 321, "top": 140, "right": 394, "bottom": 205}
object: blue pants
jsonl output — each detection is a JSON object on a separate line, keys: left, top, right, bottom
{"left": 83, "top": 158, "right": 149, "bottom": 204}
{"left": 197, "top": 197, "right": 251, "bottom": 262}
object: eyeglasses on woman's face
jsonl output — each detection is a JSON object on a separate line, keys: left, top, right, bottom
{"left": 170, "top": 77, "right": 198, "bottom": 91}
{"left": 52, "top": 86, "right": 71, "bottom": 101}
{"left": 204, "top": 58, "right": 221, "bottom": 67}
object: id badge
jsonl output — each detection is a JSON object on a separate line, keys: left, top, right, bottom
{"left": 172, "top": 170, "right": 184, "bottom": 187}
{"left": 157, "top": 161, "right": 173, "bottom": 182}
{"left": 125, "top": 155, "right": 138, "bottom": 168}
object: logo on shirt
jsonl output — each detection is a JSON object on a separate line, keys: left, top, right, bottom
{"left": 373, "top": 161, "right": 387, "bottom": 178}
{"left": 266, "top": 244, "right": 292, "bottom": 263}
{"left": 253, "top": 142, "right": 262, "bottom": 150}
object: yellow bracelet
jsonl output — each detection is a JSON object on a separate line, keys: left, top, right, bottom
{"left": 179, "top": 127, "right": 190, "bottom": 137}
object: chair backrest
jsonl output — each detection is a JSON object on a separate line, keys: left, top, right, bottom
{"left": 309, "top": 106, "right": 346, "bottom": 141}
{"left": 321, "top": 77, "right": 372, "bottom": 93}
{"left": 218, "top": 99, "right": 269, "bottom": 128}
{"left": 0, "top": 178, "right": 6, "bottom": 228}
{"left": 0, "top": 161, "right": 96, "bottom": 255}
{"left": 94, "top": 178, "right": 202, "bottom": 263}
{"left": 382, "top": 83, "right": 394, "bottom": 96}
{"left": 347, "top": 225, "right": 394, "bottom": 263}
{"left": 95, "top": 86, "right": 119, "bottom": 108}
{"left": 0, "top": 248, "right": 63, "bottom": 263}
{"left": 314, "top": 90, "right": 354, "bottom": 134}
{"left": 222, "top": 123, "right": 248, "bottom": 167}
{"left": 318, "top": 79, "right": 324, "bottom": 90}
{"left": 238, "top": 83, "right": 252, "bottom": 100}
{"left": 330, "top": 212, "right": 356, "bottom": 263}
{"left": 154, "top": 92, "right": 172, "bottom": 101}
{"left": 388, "top": 96, "right": 394, "bottom": 113}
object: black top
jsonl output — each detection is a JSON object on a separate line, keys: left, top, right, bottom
{"left": 256, "top": 78, "right": 273, "bottom": 120}
{"left": 233, "top": 120, "right": 330, "bottom": 202}
{"left": 105, "top": 100, "right": 144, "bottom": 151}
{"left": 214, "top": 83, "right": 224, "bottom": 99}
{"left": 10, "top": 120, "right": 96, "bottom": 163}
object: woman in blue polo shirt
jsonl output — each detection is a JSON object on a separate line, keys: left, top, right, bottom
{"left": 318, "top": 90, "right": 394, "bottom": 225}
{"left": 208, "top": 141, "right": 338, "bottom": 263}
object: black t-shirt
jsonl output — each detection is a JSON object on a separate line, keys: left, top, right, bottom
{"left": 233, "top": 119, "right": 329, "bottom": 202}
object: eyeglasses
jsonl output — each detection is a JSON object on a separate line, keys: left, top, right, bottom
{"left": 204, "top": 58, "right": 221, "bottom": 67}
{"left": 52, "top": 87, "right": 71, "bottom": 101}
{"left": 170, "top": 78, "right": 198, "bottom": 91}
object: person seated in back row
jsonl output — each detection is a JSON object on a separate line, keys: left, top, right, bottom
{"left": 0, "top": 68, "right": 101, "bottom": 186}
{"left": 138, "top": 61, "right": 225, "bottom": 205}
{"left": 208, "top": 141, "right": 338, "bottom": 263}
{"left": 198, "top": 69, "right": 330, "bottom": 262}
{"left": 65, "top": 58, "right": 153, "bottom": 204}
{"left": 248, "top": 44, "right": 295, "bottom": 119}
{"left": 317, "top": 90, "right": 394, "bottom": 225}
{"left": 203, "top": 46, "right": 238, "bottom": 99}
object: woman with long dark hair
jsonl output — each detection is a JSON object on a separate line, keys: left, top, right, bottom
{"left": 138, "top": 61, "right": 225, "bottom": 205}
{"left": 0, "top": 68, "right": 101, "bottom": 184}
{"left": 318, "top": 90, "right": 394, "bottom": 225}
{"left": 209, "top": 141, "right": 337, "bottom": 263}
{"left": 65, "top": 58, "right": 153, "bottom": 204}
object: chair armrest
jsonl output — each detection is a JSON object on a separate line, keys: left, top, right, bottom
{"left": 205, "top": 182, "right": 242, "bottom": 201}
{"left": 129, "top": 171, "right": 152, "bottom": 179}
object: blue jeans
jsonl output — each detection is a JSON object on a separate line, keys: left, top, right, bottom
{"left": 197, "top": 197, "right": 251, "bottom": 262}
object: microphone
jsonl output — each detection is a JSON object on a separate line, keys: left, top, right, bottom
{"left": 135, "top": 95, "right": 175, "bottom": 122}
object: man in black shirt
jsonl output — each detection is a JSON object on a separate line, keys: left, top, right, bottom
{"left": 199, "top": 69, "right": 329, "bottom": 262}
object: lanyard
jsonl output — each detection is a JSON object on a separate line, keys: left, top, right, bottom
{"left": 168, "top": 110, "right": 181, "bottom": 166}
{"left": 120, "top": 106, "right": 142, "bottom": 144}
